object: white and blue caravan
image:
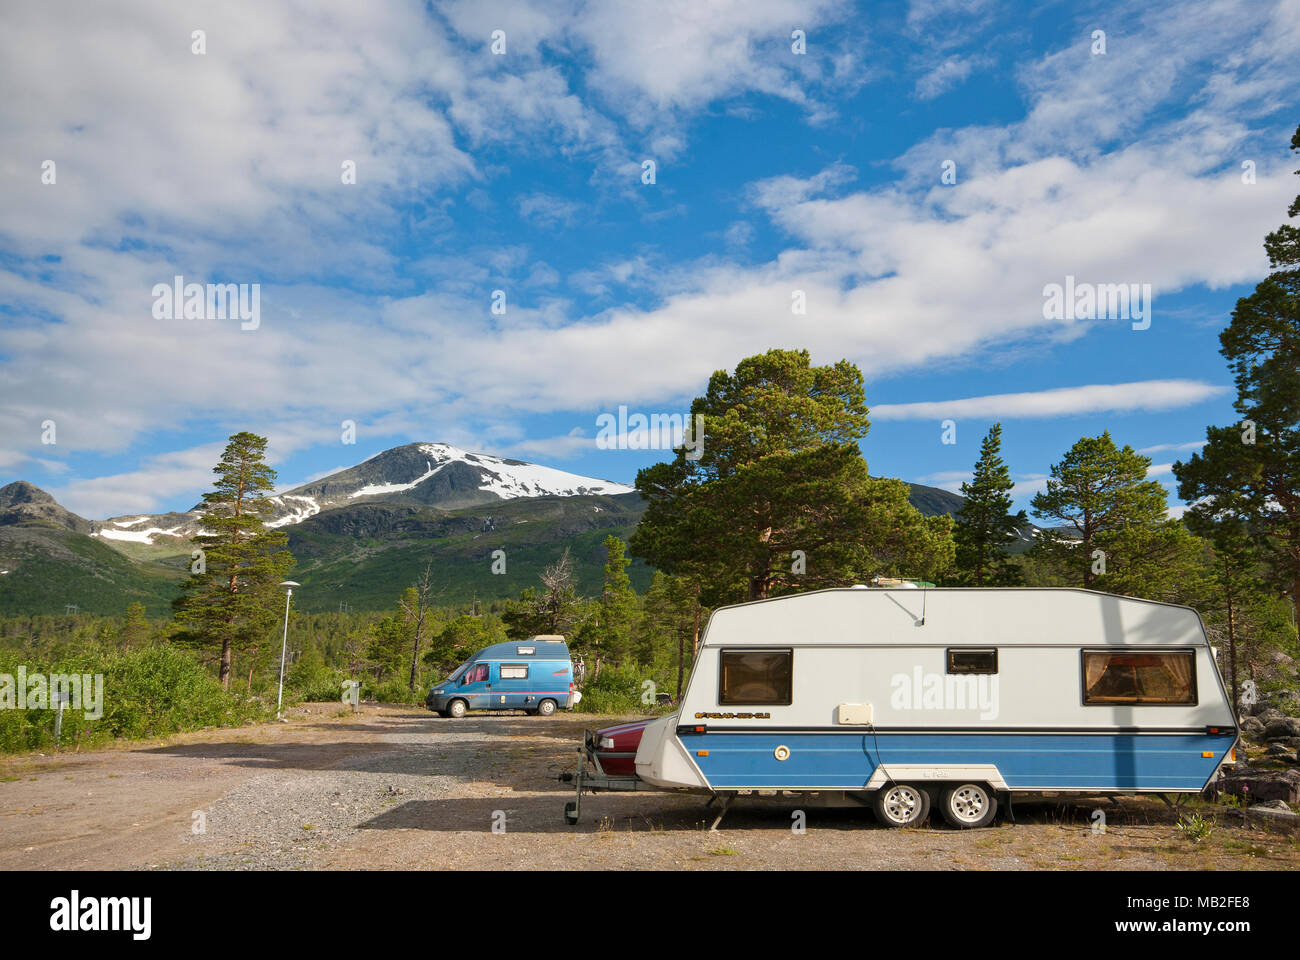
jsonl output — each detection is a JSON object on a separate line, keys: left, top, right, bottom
{"left": 427, "top": 636, "right": 576, "bottom": 718}
{"left": 619, "top": 587, "right": 1237, "bottom": 828}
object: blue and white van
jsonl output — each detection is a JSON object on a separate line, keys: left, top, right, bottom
{"left": 426, "top": 636, "right": 578, "bottom": 718}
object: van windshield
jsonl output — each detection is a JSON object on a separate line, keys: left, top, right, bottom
{"left": 445, "top": 662, "right": 469, "bottom": 684}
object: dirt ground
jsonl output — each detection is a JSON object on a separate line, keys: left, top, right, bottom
{"left": 2, "top": 703, "right": 1296, "bottom": 870}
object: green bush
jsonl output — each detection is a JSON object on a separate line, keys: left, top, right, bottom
{"left": 0, "top": 645, "right": 268, "bottom": 753}
{"left": 577, "top": 662, "right": 664, "bottom": 714}
{"left": 286, "top": 643, "right": 347, "bottom": 702}
{"left": 367, "top": 677, "right": 425, "bottom": 705}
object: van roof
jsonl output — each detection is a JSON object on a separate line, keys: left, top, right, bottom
{"left": 471, "top": 639, "right": 571, "bottom": 660}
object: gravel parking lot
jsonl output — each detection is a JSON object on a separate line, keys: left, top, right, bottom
{"left": 2, "top": 703, "right": 1297, "bottom": 870}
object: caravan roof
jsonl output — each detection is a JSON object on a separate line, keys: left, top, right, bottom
{"left": 701, "top": 587, "right": 1209, "bottom": 649}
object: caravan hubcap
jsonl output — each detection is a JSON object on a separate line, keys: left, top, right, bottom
{"left": 882, "top": 786, "right": 922, "bottom": 823}
{"left": 950, "top": 785, "right": 988, "bottom": 822}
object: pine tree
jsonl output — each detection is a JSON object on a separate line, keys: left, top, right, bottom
{"left": 120, "top": 601, "right": 149, "bottom": 651}
{"left": 953, "top": 424, "right": 1026, "bottom": 586}
{"left": 591, "top": 536, "right": 637, "bottom": 672}
{"left": 636, "top": 572, "right": 704, "bottom": 701}
{"left": 171, "top": 432, "right": 295, "bottom": 690}
{"left": 630, "top": 348, "right": 954, "bottom": 606}
{"left": 1174, "top": 122, "right": 1300, "bottom": 628}
{"left": 1030, "top": 431, "right": 1168, "bottom": 588}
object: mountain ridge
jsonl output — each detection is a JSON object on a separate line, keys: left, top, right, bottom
{"left": 0, "top": 446, "right": 1059, "bottom": 615}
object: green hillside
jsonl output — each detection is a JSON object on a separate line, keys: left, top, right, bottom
{"left": 0, "top": 520, "right": 186, "bottom": 617}
{"left": 1, "top": 480, "right": 969, "bottom": 617}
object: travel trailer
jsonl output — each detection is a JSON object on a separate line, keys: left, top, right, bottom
{"left": 563, "top": 587, "right": 1238, "bottom": 828}
{"left": 427, "top": 636, "right": 578, "bottom": 717}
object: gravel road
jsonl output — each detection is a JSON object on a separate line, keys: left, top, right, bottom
{"left": 2, "top": 704, "right": 1296, "bottom": 870}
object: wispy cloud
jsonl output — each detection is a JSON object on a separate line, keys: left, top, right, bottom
{"left": 872, "top": 381, "right": 1230, "bottom": 421}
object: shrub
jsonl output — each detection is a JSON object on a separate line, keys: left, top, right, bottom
{"left": 0, "top": 645, "right": 268, "bottom": 752}
{"left": 578, "top": 662, "right": 662, "bottom": 715}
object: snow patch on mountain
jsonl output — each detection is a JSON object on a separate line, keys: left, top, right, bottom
{"left": 342, "top": 443, "right": 634, "bottom": 502}
{"left": 265, "top": 495, "right": 322, "bottom": 527}
{"left": 348, "top": 459, "right": 441, "bottom": 499}
{"left": 89, "top": 441, "right": 635, "bottom": 544}
{"left": 96, "top": 525, "right": 185, "bottom": 543}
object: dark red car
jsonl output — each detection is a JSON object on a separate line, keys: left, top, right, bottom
{"left": 589, "top": 718, "right": 655, "bottom": 776}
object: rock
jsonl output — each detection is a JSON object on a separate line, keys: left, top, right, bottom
{"left": 1245, "top": 800, "right": 1299, "bottom": 827}
{"left": 1240, "top": 716, "right": 1265, "bottom": 738}
{"left": 1258, "top": 707, "right": 1286, "bottom": 723}
{"left": 1263, "top": 719, "right": 1298, "bottom": 741}
{"left": 1265, "top": 744, "right": 1299, "bottom": 764}
{"left": 1213, "top": 768, "right": 1300, "bottom": 804}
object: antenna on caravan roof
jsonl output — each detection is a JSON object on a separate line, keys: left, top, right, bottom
{"left": 920, "top": 583, "right": 927, "bottom": 626}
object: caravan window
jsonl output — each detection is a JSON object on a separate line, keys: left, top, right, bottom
{"left": 500, "top": 664, "right": 529, "bottom": 680}
{"left": 718, "top": 650, "right": 793, "bottom": 706}
{"left": 1082, "top": 650, "right": 1197, "bottom": 705}
{"left": 461, "top": 663, "right": 489, "bottom": 685}
{"left": 948, "top": 649, "right": 997, "bottom": 674}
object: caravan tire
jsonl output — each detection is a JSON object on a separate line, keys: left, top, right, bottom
{"left": 873, "top": 783, "right": 930, "bottom": 828}
{"left": 447, "top": 699, "right": 468, "bottom": 719}
{"left": 939, "top": 783, "right": 998, "bottom": 829}
{"left": 538, "top": 699, "right": 557, "bottom": 717}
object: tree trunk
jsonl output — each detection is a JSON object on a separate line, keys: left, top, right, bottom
{"left": 246, "top": 663, "right": 255, "bottom": 696}
{"left": 675, "top": 621, "right": 685, "bottom": 702}
{"left": 1293, "top": 576, "right": 1299, "bottom": 645}
{"left": 219, "top": 638, "right": 232, "bottom": 691}
{"left": 1225, "top": 566, "right": 1239, "bottom": 718}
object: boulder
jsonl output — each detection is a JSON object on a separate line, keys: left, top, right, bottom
{"left": 1211, "top": 768, "right": 1300, "bottom": 804}
{"left": 1240, "top": 716, "right": 1265, "bottom": 739}
{"left": 1244, "top": 800, "right": 1299, "bottom": 827}
{"left": 1262, "top": 718, "right": 1300, "bottom": 740}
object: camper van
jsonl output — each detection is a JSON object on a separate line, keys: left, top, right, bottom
{"left": 427, "top": 636, "right": 577, "bottom": 718}
{"left": 564, "top": 588, "right": 1238, "bottom": 828}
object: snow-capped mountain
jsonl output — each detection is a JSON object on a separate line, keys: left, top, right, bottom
{"left": 91, "top": 443, "right": 635, "bottom": 545}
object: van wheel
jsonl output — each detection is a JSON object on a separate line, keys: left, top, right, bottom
{"left": 939, "top": 783, "right": 998, "bottom": 828}
{"left": 873, "top": 783, "right": 930, "bottom": 828}
{"left": 537, "top": 699, "right": 557, "bottom": 717}
{"left": 447, "top": 699, "right": 468, "bottom": 719}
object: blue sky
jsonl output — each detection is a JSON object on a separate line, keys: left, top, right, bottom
{"left": 1, "top": 0, "right": 1297, "bottom": 520}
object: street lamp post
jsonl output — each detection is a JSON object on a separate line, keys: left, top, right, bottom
{"left": 277, "top": 581, "right": 300, "bottom": 720}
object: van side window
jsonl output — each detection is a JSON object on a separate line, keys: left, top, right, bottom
{"left": 947, "top": 649, "right": 997, "bottom": 674}
{"left": 500, "top": 664, "right": 529, "bottom": 680}
{"left": 719, "top": 650, "right": 793, "bottom": 706}
{"left": 461, "top": 663, "right": 489, "bottom": 685}
{"left": 1082, "top": 650, "right": 1197, "bottom": 705}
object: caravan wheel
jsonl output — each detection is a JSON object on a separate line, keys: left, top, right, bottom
{"left": 939, "top": 783, "right": 998, "bottom": 829}
{"left": 537, "top": 699, "right": 557, "bottom": 717}
{"left": 873, "top": 783, "right": 930, "bottom": 828}
{"left": 447, "top": 699, "right": 468, "bottom": 719}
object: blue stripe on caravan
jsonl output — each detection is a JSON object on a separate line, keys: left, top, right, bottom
{"left": 686, "top": 732, "right": 1236, "bottom": 791}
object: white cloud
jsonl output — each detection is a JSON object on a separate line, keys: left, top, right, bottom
{"left": 1, "top": 0, "right": 1297, "bottom": 507}
{"left": 872, "top": 381, "right": 1229, "bottom": 421}
{"left": 915, "top": 55, "right": 986, "bottom": 100}
{"left": 517, "top": 193, "right": 582, "bottom": 228}
{"left": 1137, "top": 440, "right": 1206, "bottom": 455}
{"left": 49, "top": 444, "right": 226, "bottom": 519}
